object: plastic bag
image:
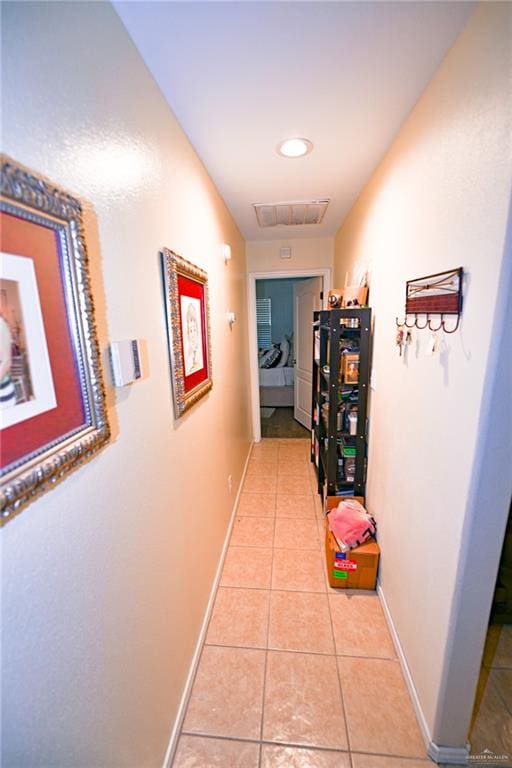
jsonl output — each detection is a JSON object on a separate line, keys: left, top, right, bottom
{"left": 328, "top": 499, "right": 376, "bottom": 551}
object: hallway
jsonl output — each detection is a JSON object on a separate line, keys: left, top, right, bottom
{"left": 173, "top": 439, "right": 431, "bottom": 768}
{"left": 3, "top": 3, "right": 512, "bottom": 765}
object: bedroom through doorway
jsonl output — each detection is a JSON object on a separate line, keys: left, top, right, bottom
{"left": 256, "top": 275, "right": 323, "bottom": 439}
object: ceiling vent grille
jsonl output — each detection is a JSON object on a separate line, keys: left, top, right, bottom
{"left": 253, "top": 199, "right": 330, "bottom": 228}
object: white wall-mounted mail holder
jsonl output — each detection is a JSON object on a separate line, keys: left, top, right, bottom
{"left": 109, "top": 340, "right": 143, "bottom": 387}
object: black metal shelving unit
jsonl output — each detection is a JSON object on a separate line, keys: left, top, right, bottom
{"left": 311, "top": 307, "right": 372, "bottom": 499}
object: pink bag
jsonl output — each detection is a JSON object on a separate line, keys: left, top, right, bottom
{"left": 328, "top": 499, "right": 376, "bottom": 551}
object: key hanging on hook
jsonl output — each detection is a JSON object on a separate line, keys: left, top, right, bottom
{"left": 396, "top": 326, "right": 405, "bottom": 356}
{"left": 426, "top": 330, "right": 438, "bottom": 356}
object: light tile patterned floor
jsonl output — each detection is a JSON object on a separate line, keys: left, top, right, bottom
{"left": 173, "top": 439, "right": 435, "bottom": 768}
{"left": 469, "top": 624, "right": 512, "bottom": 766}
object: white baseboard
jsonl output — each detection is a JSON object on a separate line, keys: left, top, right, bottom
{"left": 161, "top": 444, "right": 253, "bottom": 768}
{"left": 427, "top": 741, "right": 469, "bottom": 765}
{"left": 377, "top": 584, "right": 469, "bottom": 767}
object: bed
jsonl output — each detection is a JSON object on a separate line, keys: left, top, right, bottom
{"left": 259, "top": 366, "right": 295, "bottom": 407}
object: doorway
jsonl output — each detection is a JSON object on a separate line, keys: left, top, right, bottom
{"left": 248, "top": 269, "right": 330, "bottom": 442}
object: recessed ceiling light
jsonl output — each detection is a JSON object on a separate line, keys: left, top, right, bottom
{"left": 276, "top": 137, "right": 313, "bottom": 158}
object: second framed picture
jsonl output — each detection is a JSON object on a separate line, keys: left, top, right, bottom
{"left": 161, "top": 248, "right": 212, "bottom": 418}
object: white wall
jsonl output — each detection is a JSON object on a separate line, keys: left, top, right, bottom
{"left": 246, "top": 236, "right": 333, "bottom": 274}
{"left": 256, "top": 277, "right": 307, "bottom": 344}
{"left": 432, "top": 199, "right": 512, "bottom": 750}
{"left": 1, "top": 3, "right": 251, "bottom": 766}
{"left": 333, "top": 1, "right": 512, "bottom": 754}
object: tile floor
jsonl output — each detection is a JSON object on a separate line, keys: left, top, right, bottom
{"left": 469, "top": 623, "right": 512, "bottom": 766}
{"left": 172, "top": 439, "right": 438, "bottom": 768}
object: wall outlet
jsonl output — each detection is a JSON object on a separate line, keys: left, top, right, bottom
{"left": 370, "top": 369, "right": 377, "bottom": 391}
{"left": 227, "top": 474, "right": 233, "bottom": 493}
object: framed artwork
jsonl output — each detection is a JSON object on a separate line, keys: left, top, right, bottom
{"left": 343, "top": 353, "right": 359, "bottom": 384}
{"left": 161, "top": 248, "right": 212, "bottom": 418}
{"left": 0, "top": 156, "right": 110, "bottom": 523}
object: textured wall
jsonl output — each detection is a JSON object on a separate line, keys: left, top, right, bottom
{"left": 333, "top": 1, "right": 512, "bottom": 748}
{"left": 256, "top": 278, "right": 308, "bottom": 344}
{"left": 1, "top": 3, "right": 251, "bottom": 766}
{"left": 246, "top": 237, "right": 333, "bottom": 274}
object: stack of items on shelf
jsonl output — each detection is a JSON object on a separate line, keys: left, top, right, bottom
{"left": 324, "top": 496, "right": 380, "bottom": 589}
{"left": 337, "top": 338, "right": 361, "bottom": 486}
{"left": 320, "top": 390, "right": 358, "bottom": 443}
{"left": 339, "top": 437, "right": 356, "bottom": 483}
{"left": 335, "top": 384, "right": 359, "bottom": 489}
{"left": 311, "top": 307, "right": 371, "bottom": 498}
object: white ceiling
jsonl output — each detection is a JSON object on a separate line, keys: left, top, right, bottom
{"left": 114, "top": 1, "right": 475, "bottom": 241}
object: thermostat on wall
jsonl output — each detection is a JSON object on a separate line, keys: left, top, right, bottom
{"left": 109, "top": 340, "right": 142, "bottom": 387}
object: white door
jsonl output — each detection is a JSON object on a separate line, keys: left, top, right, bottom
{"left": 293, "top": 277, "right": 323, "bottom": 428}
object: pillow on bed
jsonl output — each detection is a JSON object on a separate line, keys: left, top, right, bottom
{"left": 258, "top": 348, "right": 272, "bottom": 367}
{"left": 260, "top": 345, "right": 282, "bottom": 368}
{"left": 276, "top": 336, "right": 290, "bottom": 367}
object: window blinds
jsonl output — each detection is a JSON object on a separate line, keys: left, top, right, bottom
{"left": 256, "top": 298, "right": 272, "bottom": 349}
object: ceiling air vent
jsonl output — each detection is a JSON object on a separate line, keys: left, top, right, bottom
{"left": 253, "top": 199, "right": 330, "bottom": 228}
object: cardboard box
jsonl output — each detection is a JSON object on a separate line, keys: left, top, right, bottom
{"left": 324, "top": 496, "right": 380, "bottom": 590}
{"left": 324, "top": 495, "right": 365, "bottom": 514}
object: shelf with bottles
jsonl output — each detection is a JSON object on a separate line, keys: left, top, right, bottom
{"left": 319, "top": 387, "right": 359, "bottom": 434}
{"left": 336, "top": 436, "right": 362, "bottom": 488}
{"left": 311, "top": 307, "right": 371, "bottom": 499}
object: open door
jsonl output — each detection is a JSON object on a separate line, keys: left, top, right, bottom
{"left": 293, "top": 276, "right": 323, "bottom": 428}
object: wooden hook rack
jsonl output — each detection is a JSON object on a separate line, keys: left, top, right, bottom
{"left": 396, "top": 267, "right": 463, "bottom": 333}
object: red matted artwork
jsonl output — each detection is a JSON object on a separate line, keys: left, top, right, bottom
{"left": 0, "top": 156, "right": 110, "bottom": 523}
{"left": 161, "top": 248, "right": 212, "bottom": 418}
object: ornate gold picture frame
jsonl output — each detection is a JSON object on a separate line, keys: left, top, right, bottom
{"left": 161, "top": 248, "right": 212, "bottom": 418}
{"left": 0, "top": 156, "right": 110, "bottom": 523}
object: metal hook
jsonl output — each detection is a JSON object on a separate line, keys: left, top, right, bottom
{"left": 428, "top": 315, "right": 444, "bottom": 332}
{"left": 442, "top": 316, "right": 461, "bottom": 334}
{"left": 399, "top": 313, "right": 460, "bottom": 332}
{"left": 396, "top": 315, "right": 416, "bottom": 328}
{"left": 415, "top": 314, "right": 429, "bottom": 330}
